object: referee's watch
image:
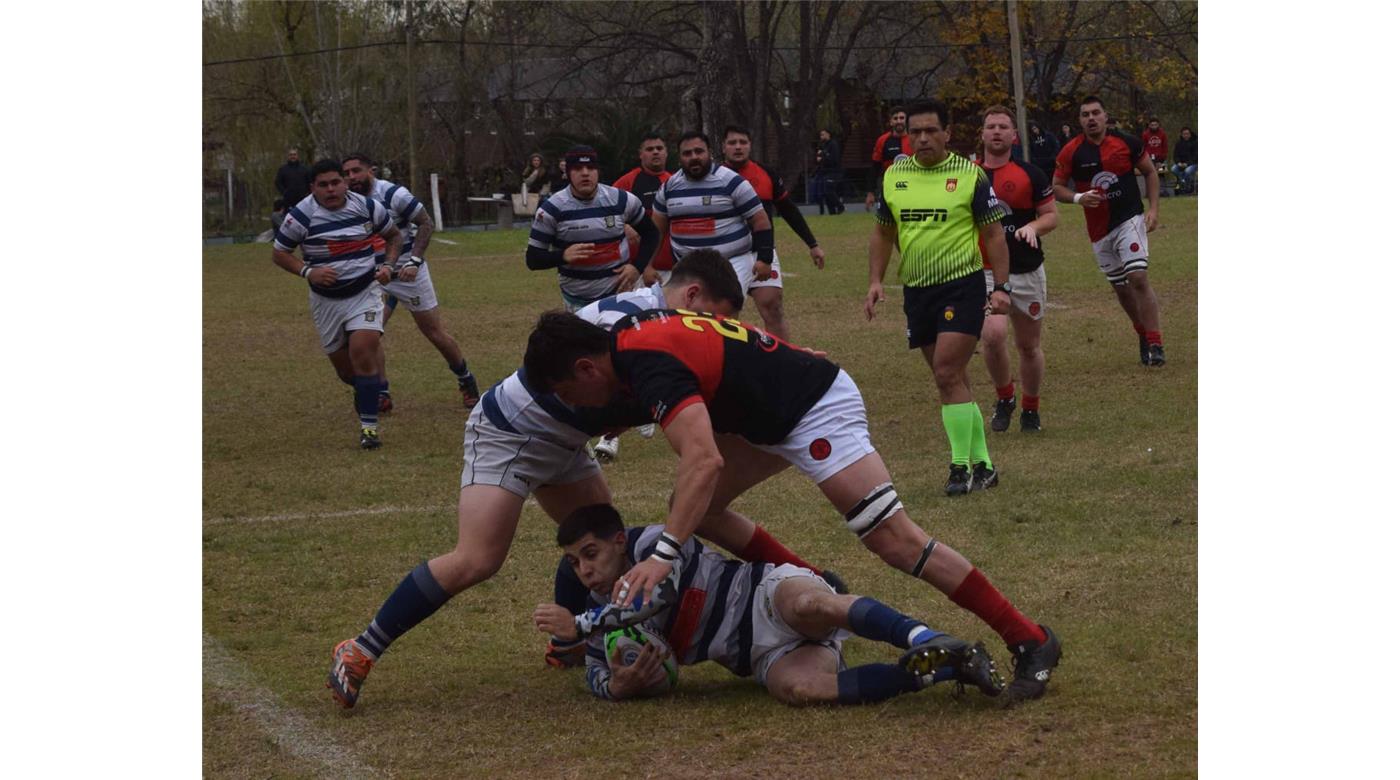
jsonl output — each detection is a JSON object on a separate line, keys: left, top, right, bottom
{"left": 991, "top": 281, "right": 1012, "bottom": 295}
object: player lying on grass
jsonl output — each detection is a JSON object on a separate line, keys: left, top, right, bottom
{"left": 327, "top": 251, "right": 840, "bottom": 708}
{"left": 532, "top": 504, "right": 1003, "bottom": 705}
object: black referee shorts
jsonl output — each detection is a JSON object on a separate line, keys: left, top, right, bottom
{"left": 902, "top": 270, "right": 986, "bottom": 349}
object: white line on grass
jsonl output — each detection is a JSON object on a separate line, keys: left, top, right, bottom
{"left": 205, "top": 505, "right": 454, "bottom": 525}
{"left": 432, "top": 237, "right": 459, "bottom": 245}
{"left": 203, "top": 633, "right": 379, "bottom": 779}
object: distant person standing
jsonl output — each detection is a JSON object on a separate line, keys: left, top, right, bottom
{"left": 816, "top": 128, "right": 845, "bottom": 215}
{"left": 1026, "top": 121, "right": 1060, "bottom": 179}
{"left": 1171, "top": 127, "right": 1197, "bottom": 194}
{"left": 1058, "top": 123, "right": 1075, "bottom": 146}
{"left": 1141, "top": 118, "right": 1169, "bottom": 167}
{"left": 547, "top": 158, "right": 569, "bottom": 195}
{"left": 1053, "top": 95, "right": 1166, "bottom": 367}
{"left": 275, "top": 147, "right": 311, "bottom": 207}
{"left": 522, "top": 153, "right": 549, "bottom": 197}
{"left": 865, "top": 106, "right": 913, "bottom": 211}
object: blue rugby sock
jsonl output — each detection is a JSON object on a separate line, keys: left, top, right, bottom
{"left": 836, "top": 664, "right": 921, "bottom": 704}
{"left": 449, "top": 360, "right": 471, "bottom": 380}
{"left": 847, "top": 596, "right": 944, "bottom": 650}
{"left": 379, "top": 377, "right": 390, "bottom": 396}
{"left": 356, "top": 562, "right": 451, "bottom": 658}
{"left": 353, "top": 375, "right": 380, "bottom": 429}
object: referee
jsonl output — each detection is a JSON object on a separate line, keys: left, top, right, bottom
{"left": 864, "top": 99, "right": 1012, "bottom": 496}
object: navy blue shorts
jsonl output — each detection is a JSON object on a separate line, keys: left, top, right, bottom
{"left": 902, "top": 271, "right": 986, "bottom": 349}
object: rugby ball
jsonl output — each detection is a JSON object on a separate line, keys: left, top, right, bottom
{"left": 604, "top": 625, "right": 679, "bottom": 697}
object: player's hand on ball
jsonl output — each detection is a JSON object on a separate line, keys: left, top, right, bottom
{"left": 563, "top": 243, "right": 597, "bottom": 264}
{"left": 608, "top": 642, "right": 668, "bottom": 699}
{"left": 532, "top": 603, "right": 578, "bottom": 640}
{"left": 309, "top": 266, "right": 339, "bottom": 286}
{"left": 1014, "top": 225, "right": 1039, "bottom": 248}
{"left": 613, "top": 557, "right": 671, "bottom": 606}
{"left": 863, "top": 281, "right": 885, "bottom": 321}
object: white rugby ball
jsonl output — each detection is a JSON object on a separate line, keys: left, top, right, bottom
{"left": 604, "top": 624, "right": 679, "bottom": 697}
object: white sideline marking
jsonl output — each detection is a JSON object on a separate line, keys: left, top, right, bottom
{"left": 203, "top": 633, "right": 379, "bottom": 779}
{"left": 432, "top": 237, "right": 459, "bottom": 245}
{"left": 205, "top": 505, "right": 453, "bottom": 525}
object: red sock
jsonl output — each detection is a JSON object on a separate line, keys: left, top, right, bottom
{"left": 948, "top": 568, "right": 1045, "bottom": 646}
{"left": 1023, "top": 395, "right": 1040, "bottom": 412}
{"left": 1145, "top": 330, "right": 1163, "bottom": 346}
{"left": 996, "top": 382, "right": 1015, "bottom": 401}
{"left": 1133, "top": 323, "right": 1146, "bottom": 337}
{"left": 739, "top": 525, "right": 820, "bottom": 573}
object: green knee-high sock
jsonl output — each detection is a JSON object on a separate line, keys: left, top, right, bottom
{"left": 969, "top": 402, "right": 993, "bottom": 468}
{"left": 941, "top": 402, "right": 976, "bottom": 467}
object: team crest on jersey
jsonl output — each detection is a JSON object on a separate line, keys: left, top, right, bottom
{"left": 1091, "top": 171, "right": 1118, "bottom": 190}
{"left": 702, "top": 195, "right": 712, "bottom": 205}
{"left": 605, "top": 215, "right": 616, "bottom": 228}
{"left": 943, "top": 306, "right": 955, "bottom": 321}
{"left": 945, "top": 178, "right": 958, "bottom": 192}
{"left": 364, "top": 222, "right": 373, "bottom": 233}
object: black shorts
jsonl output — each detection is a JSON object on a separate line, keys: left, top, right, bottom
{"left": 902, "top": 271, "right": 986, "bottom": 349}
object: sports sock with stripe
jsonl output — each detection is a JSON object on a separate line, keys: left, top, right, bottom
{"left": 846, "top": 596, "right": 943, "bottom": 650}
{"left": 941, "top": 402, "right": 975, "bottom": 467}
{"left": 355, "top": 562, "right": 451, "bottom": 658}
{"left": 353, "top": 375, "right": 380, "bottom": 429}
{"left": 948, "top": 568, "right": 1046, "bottom": 647}
{"left": 836, "top": 664, "right": 922, "bottom": 704}
{"left": 969, "top": 403, "right": 992, "bottom": 468}
{"left": 449, "top": 360, "right": 473, "bottom": 381}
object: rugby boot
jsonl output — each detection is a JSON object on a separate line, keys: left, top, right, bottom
{"left": 971, "top": 462, "right": 999, "bottom": 491}
{"left": 359, "top": 427, "right": 382, "bottom": 450}
{"left": 1002, "top": 624, "right": 1063, "bottom": 706}
{"left": 899, "top": 636, "right": 1004, "bottom": 697}
{"left": 327, "top": 638, "right": 376, "bottom": 708}
{"left": 459, "top": 373, "right": 481, "bottom": 409}
{"left": 378, "top": 392, "right": 394, "bottom": 415}
{"left": 819, "top": 569, "right": 850, "bottom": 595}
{"left": 1138, "top": 335, "right": 1150, "bottom": 365}
{"left": 990, "top": 397, "right": 1016, "bottom": 432}
{"left": 1147, "top": 344, "right": 1166, "bottom": 367}
{"left": 545, "top": 639, "right": 586, "bottom": 669}
{"left": 1020, "top": 409, "right": 1042, "bottom": 433}
{"left": 945, "top": 464, "right": 973, "bottom": 496}
{"left": 593, "top": 435, "right": 620, "bottom": 463}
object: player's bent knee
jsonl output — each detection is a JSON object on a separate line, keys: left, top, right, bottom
{"left": 436, "top": 547, "right": 508, "bottom": 593}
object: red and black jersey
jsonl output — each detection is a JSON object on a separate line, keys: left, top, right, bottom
{"left": 1054, "top": 130, "right": 1147, "bottom": 242}
{"left": 1141, "top": 129, "right": 1169, "bottom": 163}
{"left": 871, "top": 131, "right": 914, "bottom": 170}
{"left": 610, "top": 309, "right": 839, "bottom": 445}
{"left": 615, "top": 167, "right": 675, "bottom": 270}
{"left": 977, "top": 158, "right": 1055, "bottom": 274}
{"left": 727, "top": 159, "right": 820, "bottom": 248}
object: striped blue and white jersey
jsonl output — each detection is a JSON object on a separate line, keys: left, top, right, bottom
{"left": 475, "top": 286, "right": 661, "bottom": 448}
{"left": 274, "top": 192, "right": 395, "bottom": 298}
{"left": 583, "top": 525, "right": 772, "bottom": 699}
{"left": 652, "top": 163, "right": 763, "bottom": 261}
{"left": 528, "top": 184, "right": 648, "bottom": 306}
{"left": 369, "top": 178, "right": 425, "bottom": 261}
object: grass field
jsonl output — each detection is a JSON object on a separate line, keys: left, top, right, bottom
{"left": 203, "top": 197, "right": 1197, "bottom": 778}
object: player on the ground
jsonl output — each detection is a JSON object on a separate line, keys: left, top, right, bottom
{"left": 326, "top": 253, "right": 833, "bottom": 708}
{"left": 342, "top": 153, "right": 482, "bottom": 411}
{"left": 719, "top": 124, "right": 826, "bottom": 342}
{"left": 865, "top": 106, "right": 913, "bottom": 211}
{"left": 975, "top": 107, "right": 1059, "bottom": 433}
{"left": 533, "top": 504, "right": 1002, "bottom": 704}
{"left": 526, "top": 145, "right": 660, "bottom": 312}
{"left": 523, "top": 308, "right": 1062, "bottom": 705}
{"left": 865, "top": 99, "right": 1011, "bottom": 495}
{"left": 1053, "top": 95, "right": 1166, "bottom": 367}
{"left": 651, "top": 131, "right": 777, "bottom": 315}
{"left": 272, "top": 159, "right": 400, "bottom": 450}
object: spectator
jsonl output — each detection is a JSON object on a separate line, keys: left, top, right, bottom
{"left": 547, "top": 157, "right": 569, "bottom": 195}
{"left": 815, "top": 128, "right": 845, "bottom": 215}
{"left": 1058, "top": 123, "right": 1075, "bottom": 145}
{"left": 1026, "top": 121, "right": 1060, "bottom": 179}
{"left": 1171, "top": 127, "right": 1197, "bottom": 194}
{"left": 274, "top": 147, "right": 311, "bottom": 206}
{"left": 521, "top": 153, "right": 548, "bottom": 196}
{"left": 1141, "top": 118, "right": 1169, "bottom": 167}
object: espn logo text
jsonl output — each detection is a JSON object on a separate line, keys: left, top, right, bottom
{"left": 900, "top": 208, "right": 948, "bottom": 223}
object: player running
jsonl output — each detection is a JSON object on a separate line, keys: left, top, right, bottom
{"left": 342, "top": 153, "right": 482, "bottom": 411}
{"left": 326, "top": 252, "right": 833, "bottom": 708}
{"left": 975, "top": 107, "right": 1058, "bottom": 433}
{"left": 1053, "top": 95, "right": 1167, "bottom": 366}
{"left": 533, "top": 504, "right": 1002, "bottom": 705}
{"left": 523, "top": 307, "right": 1062, "bottom": 705}
{"left": 271, "top": 158, "right": 400, "bottom": 450}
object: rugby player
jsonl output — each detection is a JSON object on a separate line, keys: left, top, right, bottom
{"left": 523, "top": 308, "right": 1062, "bottom": 705}
{"left": 865, "top": 99, "right": 1010, "bottom": 495}
{"left": 533, "top": 504, "right": 1002, "bottom": 705}
{"left": 326, "top": 252, "right": 831, "bottom": 708}
{"left": 864, "top": 106, "right": 913, "bottom": 211}
{"left": 342, "top": 153, "right": 482, "bottom": 411}
{"left": 526, "top": 146, "right": 660, "bottom": 312}
{"left": 1053, "top": 95, "right": 1166, "bottom": 366}
{"left": 975, "top": 107, "right": 1058, "bottom": 433}
{"left": 720, "top": 124, "right": 827, "bottom": 341}
{"left": 271, "top": 158, "right": 400, "bottom": 450}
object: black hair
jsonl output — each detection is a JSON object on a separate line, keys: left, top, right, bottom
{"left": 904, "top": 99, "right": 949, "bottom": 130}
{"left": 722, "top": 124, "right": 751, "bottom": 142}
{"left": 310, "top": 158, "right": 344, "bottom": 180}
{"left": 888, "top": 105, "right": 906, "bottom": 118}
{"left": 523, "top": 311, "right": 611, "bottom": 390}
{"left": 665, "top": 248, "right": 744, "bottom": 313}
{"left": 678, "top": 130, "right": 711, "bottom": 149}
{"left": 341, "top": 152, "right": 374, "bottom": 168}
{"left": 556, "top": 504, "right": 625, "bottom": 547}
{"left": 640, "top": 131, "right": 666, "bottom": 146}
{"left": 1080, "top": 95, "right": 1105, "bottom": 111}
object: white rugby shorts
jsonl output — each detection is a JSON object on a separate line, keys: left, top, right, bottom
{"left": 310, "top": 282, "right": 384, "bottom": 354}
{"left": 382, "top": 262, "right": 440, "bottom": 313}
{"left": 728, "top": 250, "right": 784, "bottom": 295}
{"left": 750, "top": 564, "right": 847, "bottom": 686}
{"left": 984, "top": 266, "right": 1048, "bottom": 321}
{"left": 751, "top": 370, "right": 875, "bottom": 484}
{"left": 459, "top": 404, "right": 601, "bottom": 498}
{"left": 1091, "top": 214, "right": 1150, "bottom": 285}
